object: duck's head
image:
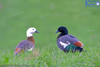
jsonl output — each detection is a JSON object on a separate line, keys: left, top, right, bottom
{"left": 56, "top": 26, "right": 68, "bottom": 35}
{"left": 26, "top": 27, "right": 39, "bottom": 37}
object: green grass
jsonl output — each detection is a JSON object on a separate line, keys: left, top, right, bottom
{"left": 0, "top": 0, "right": 100, "bottom": 67}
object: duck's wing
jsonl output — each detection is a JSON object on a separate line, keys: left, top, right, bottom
{"left": 14, "top": 40, "right": 34, "bottom": 55}
{"left": 57, "top": 35, "right": 83, "bottom": 52}
{"left": 68, "top": 34, "right": 83, "bottom": 48}
{"left": 14, "top": 48, "right": 24, "bottom": 55}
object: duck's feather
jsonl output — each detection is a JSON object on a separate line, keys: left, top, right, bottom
{"left": 14, "top": 48, "right": 24, "bottom": 55}
{"left": 57, "top": 34, "right": 83, "bottom": 52}
{"left": 14, "top": 40, "right": 35, "bottom": 55}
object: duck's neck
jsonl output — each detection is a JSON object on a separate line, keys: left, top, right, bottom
{"left": 27, "top": 32, "right": 33, "bottom": 37}
{"left": 27, "top": 36, "right": 35, "bottom": 45}
{"left": 26, "top": 32, "right": 35, "bottom": 44}
{"left": 57, "top": 32, "right": 68, "bottom": 39}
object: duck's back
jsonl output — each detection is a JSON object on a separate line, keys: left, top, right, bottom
{"left": 57, "top": 34, "right": 79, "bottom": 44}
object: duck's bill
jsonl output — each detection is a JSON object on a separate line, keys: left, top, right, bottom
{"left": 35, "top": 31, "right": 39, "bottom": 33}
{"left": 56, "top": 30, "right": 59, "bottom": 33}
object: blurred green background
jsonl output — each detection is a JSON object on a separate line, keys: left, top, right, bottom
{"left": 0, "top": 0, "right": 100, "bottom": 54}
{"left": 0, "top": 0, "right": 100, "bottom": 66}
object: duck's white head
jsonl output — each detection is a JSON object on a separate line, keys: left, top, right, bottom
{"left": 26, "top": 27, "right": 39, "bottom": 37}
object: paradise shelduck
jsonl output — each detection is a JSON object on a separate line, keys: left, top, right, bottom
{"left": 56, "top": 26, "right": 84, "bottom": 53}
{"left": 14, "top": 27, "right": 39, "bottom": 55}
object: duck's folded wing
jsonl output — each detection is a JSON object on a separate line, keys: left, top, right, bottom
{"left": 73, "top": 41, "right": 83, "bottom": 48}
{"left": 14, "top": 48, "right": 24, "bottom": 55}
{"left": 57, "top": 35, "right": 77, "bottom": 51}
{"left": 66, "top": 35, "right": 83, "bottom": 48}
{"left": 14, "top": 40, "right": 29, "bottom": 55}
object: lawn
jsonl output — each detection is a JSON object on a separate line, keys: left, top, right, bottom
{"left": 0, "top": 0, "right": 100, "bottom": 67}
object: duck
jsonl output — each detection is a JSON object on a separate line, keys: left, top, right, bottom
{"left": 14, "top": 27, "right": 39, "bottom": 55}
{"left": 56, "top": 26, "right": 84, "bottom": 53}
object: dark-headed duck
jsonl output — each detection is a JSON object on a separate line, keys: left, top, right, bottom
{"left": 56, "top": 26, "right": 84, "bottom": 53}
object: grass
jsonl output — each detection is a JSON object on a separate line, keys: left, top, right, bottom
{"left": 0, "top": 0, "right": 100, "bottom": 67}
{"left": 0, "top": 47, "right": 100, "bottom": 67}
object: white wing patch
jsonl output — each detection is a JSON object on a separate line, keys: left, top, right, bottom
{"left": 60, "top": 41, "right": 70, "bottom": 48}
{"left": 28, "top": 47, "right": 33, "bottom": 51}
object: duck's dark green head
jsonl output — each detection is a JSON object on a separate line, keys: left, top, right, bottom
{"left": 56, "top": 26, "right": 68, "bottom": 35}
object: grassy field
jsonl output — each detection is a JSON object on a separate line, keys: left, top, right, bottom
{"left": 0, "top": 0, "right": 100, "bottom": 67}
